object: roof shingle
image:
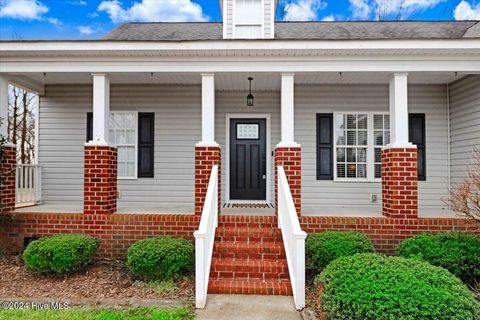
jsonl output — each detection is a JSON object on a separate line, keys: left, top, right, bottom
{"left": 102, "top": 21, "right": 480, "bottom": 41}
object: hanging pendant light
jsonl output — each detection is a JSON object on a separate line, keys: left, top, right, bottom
{"left": 246, "top": 77, "right": 254, "bottom": 107}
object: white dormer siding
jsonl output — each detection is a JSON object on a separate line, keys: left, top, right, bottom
{"left": 222, "top": 0, "right": 276, "bottom": 39}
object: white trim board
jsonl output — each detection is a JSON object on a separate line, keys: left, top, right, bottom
{"left": 225, "top": 113, "right": 272, "bottom": 203}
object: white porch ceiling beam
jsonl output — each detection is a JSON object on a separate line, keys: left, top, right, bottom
{"left": 8, "top": 75, "right": 45, "bottom": 96}
{"left": 1, "top": 59, "right": 479, "bottom": 73}
{"left": 388, "top": 73, "right": 414, "bottom": 148}
{"left": 88, "top": 73, "right": 110, "bottom": 146}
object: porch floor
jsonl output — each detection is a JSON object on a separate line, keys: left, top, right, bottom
{"left": 14, "top": 202, "right": 460, "bottom": 218}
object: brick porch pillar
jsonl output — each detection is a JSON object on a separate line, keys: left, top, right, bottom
{"left": 84, "top": 145, "right": 117, "bottom": 214}
{"left": 275, "top": 146, "right": 301, "bottom": 216}
{"left": 382, "top": 148, "right": 418, "bottom": 219}
{"left": 0, "top": 145, "right": 16, "bottom": 213}
{"left": 195, "top": 146, "right": 221, "bottom": 216}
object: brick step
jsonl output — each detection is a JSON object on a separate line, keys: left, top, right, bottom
{"left": 208, "top": 279, "right": 292, "bottom": 295}
{"left": 210, "top": 258, "right": 289, "bottom": 280}
{"left": 215, "top": 227, "right": 282, "bottom": 243}
{"left": 218, "top": 215, "right": 277, "bottom": 228}
{"left": 213, "top": 241, "right": 286, "bottom": 260}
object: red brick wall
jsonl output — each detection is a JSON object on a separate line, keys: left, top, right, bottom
{"left": 382, "top": 148, "right": 418, "bottom": 219}
{"left": 195, "top": 146, "right": 221, "bottom": 216}
{"left": 0, "top": 212, "right": 199, "bottom": 257}
{"left": 84, "top": 146, "right": 117, "bottom": 215}
{"left": 0, "top": 146, "right": 16, "bottom": 213}
{"left": 300, "top": 216, "right": 478, "bottom": 255}
{"left": 275, "top": 147, "right": 301, "bottom": 215}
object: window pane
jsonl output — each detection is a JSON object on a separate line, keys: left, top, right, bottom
{"left": 375, "top": 131, "right": 383, "bottom": 146}
{"left": 385, "top": 131, "right": 390, "bottom": 145}
{"left": 118, "top": 147, "right": 127, "bottom": 162}
{"left": 384, "top": 115, "right": 390, "bottom": 129}
{"left": 375, "top": 148, "right": 382, "bottom": 163}
{"left": 347, "top": 164, "right": 356, "bottom": 178}
{"left": 337, "top": 148, "right": 345, "bottom": 162}
{"left": 347, "top": 131, "right": 356, "bottom": 145}
{"left": 337, "top": 163, "right": 346, "bottom": 178}
{"left": 357, "top": 148, "right": 367, "bottom": 162}
{"left": 358, "top": 131, "right": 367, "bottom": 145}
{"left": 118, "top": 162, "right": 126, "bottom": 177}
{"left": 347, "top": 115, "right": 356, "bottom": 129}
{"left": 335, "top": 114, "right": 345, "bottom": 130}
{"left": 357, "top": 164, "right": 366, "bottom": 178}
{"left": 117, "top": 130, "right": 126, "bottom": 144}
{"left": 347, "top": 148, "right": 356, "bottom": 162}
{"left": 357, "top": 115, "right": 367, "bottom": 129}
{"left": 374, "top": 114, "right": 383, "bottom": 129}
{"left": 375, "top": 164, "right": 382, "bottom": 178}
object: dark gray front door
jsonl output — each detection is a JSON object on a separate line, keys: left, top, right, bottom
{"left": 230, "top": 119, "right": 267, "bottom": 200}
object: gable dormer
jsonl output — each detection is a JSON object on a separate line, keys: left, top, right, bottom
{"left": 220, "top": 0, "right": 277, "bottom": 39}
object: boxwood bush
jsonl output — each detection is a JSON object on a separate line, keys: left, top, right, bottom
{"left": 397, "top": 232, "right": 480, "bottom": 284}
{"left": 318, "top": 253, "right": 480, "bottom": 320}
{"left": 306, "top": 231, "right": 374, "bottom": 274}
{"left": 127, "top": 236, "right": 194, "bottom": 280}
{"left": 23, "top": 234, "right": 99, "bottom": 274}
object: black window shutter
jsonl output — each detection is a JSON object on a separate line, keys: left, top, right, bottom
{"left": 409, "top": 113, "right": 426, "bottom": 181}
{"left": 316, "top": 113, "right": 334, "bottom": 180}
{"left": 138, "top": 113, "right": 155, "bottom": 178}
{"left": 86, "top": 112, "right": 93, "bottom": 143}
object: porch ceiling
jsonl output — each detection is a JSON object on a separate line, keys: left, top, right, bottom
{"left": 7, "top": 71, "right": 465, "bottom": 93}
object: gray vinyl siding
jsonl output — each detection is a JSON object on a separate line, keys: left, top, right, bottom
{"left": 296, "top": 84, "right": 449, "bottom": 213}
{"left": 449, "top": 75, "right": 480, "bottom": 183}
{"left": 38, "top": 84, "right": 201, "bottom": 209}
{"left": 216, "top": 91, "right": 280, "bottom": 203}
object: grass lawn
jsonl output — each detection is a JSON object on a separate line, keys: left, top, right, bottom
{"left": 0, "top": 306, "right": 193, "bottom": 320}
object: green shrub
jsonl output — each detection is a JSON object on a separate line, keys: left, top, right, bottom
{"left": 397, "top": 232, "right": 480, "bottom": 284}
{"left": 23, "top": 234, "right": 99, "bottom": 274}
{"left": 318, "top": 253, "right": 480, "bottom": 320}
{"left": 306, "top": 231, "right": 374, "bottom": 274}
{"left": 127, "top": 236, "right": 194, "bottom": 280}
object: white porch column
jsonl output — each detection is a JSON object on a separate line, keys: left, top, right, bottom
{"left": 388, "top": 73, "right": 414, "bottom": 147}
{"left": 198, "top": 73, "right": 218, "bottom": 146}
{"left": 89, "top": 73, "right": 110, "bottom": 145}
{"left": 278, "top": 73, "right": 299, "bottom": 147}
{"left": 0, "top": 76, "right": 9, "bottom": 140}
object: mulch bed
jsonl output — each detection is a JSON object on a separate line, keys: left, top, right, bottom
{"left": 305, "top": 274, "right": 323, "bottom": 320}
{"left": 0, "top": 255, "right": 194, "bottom": 302}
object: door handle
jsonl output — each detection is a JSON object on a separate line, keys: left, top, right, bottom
{"left": 262, "top": 174, "right": 266, "bottom": 180}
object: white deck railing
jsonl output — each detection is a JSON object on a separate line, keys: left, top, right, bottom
{"left": 16, "top": 164, "right": 42, "bottom": 206}
{"left": 194, "top": 165, "right": 219, "bottom": 309}
{"left": 277, "top": 166, "right": 307, "bottom": 310}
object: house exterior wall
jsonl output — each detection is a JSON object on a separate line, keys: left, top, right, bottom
{"left": 295, "top": 84, "right": 450, "bottom": 213}
{"left": 449, "top": 75, "right": 480, "bottom": 184}
{"left": 39, "top": 83, "right": 448, "bottom": 211}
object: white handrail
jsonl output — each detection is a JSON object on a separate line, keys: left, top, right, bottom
{"left": 277, "top": 166, "right": 307, "bottom": 310}
{"left": 16, "top": 164, "right": 42, "bottom": 206}
{"left": 194, "top": 165, "right": 218, "bottom": 309}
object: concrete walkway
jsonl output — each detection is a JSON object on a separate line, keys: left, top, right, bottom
{"left": 196, "top": 294, "right": 302, "bottom": 320}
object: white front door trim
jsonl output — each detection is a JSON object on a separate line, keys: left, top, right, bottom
{"left": 225, "top": 113, "right": 272, "bottom": 203}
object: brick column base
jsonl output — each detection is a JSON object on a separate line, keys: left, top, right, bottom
{"left": 0, "top": 145, "right": 16, "bottom": 213}
{"left": 84, "top": 145, "right": 117, "bottom": 215}
{"left": 275, "top": 146, "right": 301, "bottom": 216}
{"left": 382, "top": 147, "right": 418, "bottom": 219}
{"left": 195, "top": 146, "right": 221, "bottom": 216}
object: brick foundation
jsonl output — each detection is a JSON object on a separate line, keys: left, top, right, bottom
{"left": 0, "top": 146, "right": 16, "bottom": 213}
{"left": 275, "top": 147, "right": 301, "bottom": 215}
{"left": 84, "top": 145, "right": 117, "bottom": 215}
{"left": 195, "top": 146, "right": 221, "bottom": 216}
{"left": 382, "top": 147, "right": 418, "bottom": 219}
{"left": 0, "top": 212, "right": 199, "bottom": 257}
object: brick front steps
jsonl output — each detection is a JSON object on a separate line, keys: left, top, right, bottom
{"left": 208, "top": 215, "right": 292, "bottom": 296}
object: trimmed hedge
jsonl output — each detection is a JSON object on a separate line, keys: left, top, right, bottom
{"left": 397, "top": 232, "right": 480, "bottom": 284}
{"left": 23, "top": 234, "right": 99, "bottom": 274}
{"left": 127, "top": 236, "right": 194, "bottom": 280}
{"left": 306, "top": 231, "right": 374, "bottom": 274}
{"left": 319, "top": 253, "right": 480, "bottom": 320}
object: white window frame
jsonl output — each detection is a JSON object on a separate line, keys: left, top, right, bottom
{"left": 110, "top": 111, "right": 138, "bottom": 180}
{"left": 333, "top": 112, "right": 389, "bottom": 182}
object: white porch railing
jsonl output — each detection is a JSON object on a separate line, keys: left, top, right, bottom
{"left": 277, "top": 166, "right": 307, "bottom": 310}
{"left": 194, "top": 165, "right": 219, "bottom": 309}
{"left": 16, "top": 164, "right": 42, "bottom": 206}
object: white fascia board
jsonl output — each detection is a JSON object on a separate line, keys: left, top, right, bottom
{"left": 1, "top": 59, "right": 480, "bottom": 73}
{"left": 1, "top": 39, "right": 480, "bottom": 52}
